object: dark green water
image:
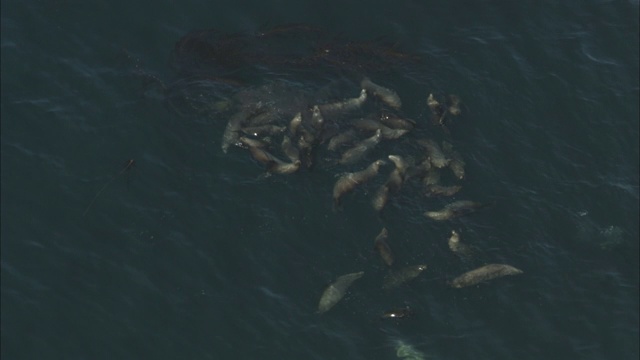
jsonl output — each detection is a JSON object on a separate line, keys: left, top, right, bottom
{"left": 2, "top": 1, "right": 638, "bottom": 359}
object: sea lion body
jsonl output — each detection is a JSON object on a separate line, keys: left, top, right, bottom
{"left": 317, "top": 271, "right": 364, "bottom": 313}
{"left": 338, "top": 129, "right": 382, "bottom": 165}
{"left": 425, "top": 184, "right": 462, "bottom": 197}
{"left": 373, "top": 227, "right": 394, "bottom": 266}
{"left": 361, "top": 77, "right": 402, "bottom": 109}
{"left": 317, "top": 89, "right": 367, "bottom": 116}
{"left": 448, "top": 230, "right": 473, "bottom": 258}
{"left": 417, "top": 138, "right": 449, "bottom": 168}
{"left": 450, "top": 264, "right": 523, "bottom": 288}
{"left": 333, "top": 159, "right": 385, "bottom": 207}
{"left": 327, "top": 129, "right": 357, "bottom": 151}
{"left": 424, "top": 200, "right": 487, "bottom": 220}
{"left": 382, "top": 264, "right": 427, "bottom": 290}
{"left": 379, "top": 112, "right": 415, "bottom": 130}
{"left": 442, "top": 141, "right": 465, "bottom": 180}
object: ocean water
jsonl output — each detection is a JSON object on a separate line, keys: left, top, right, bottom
{"left": 1, "top": 1, "right": 638, "bottom": 359}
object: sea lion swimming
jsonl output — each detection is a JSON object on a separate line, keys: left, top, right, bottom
{"left": 361, "top": 77, "right": 402, "bottom": 109}
{"left": 338, "top": 129, "right": 382, "bottom": 165}
{"left": 248, "top": 146, "right": 301, "bottom": 174}
{"left": 317, "top": 271, "right": 364, "bottom": 313}
{"left": 374, "top": 227, "right": 394, "bottom": 266}
{"left": 448, "top": 229, "right": 474, "bottom": 259}
{"left": 350, "top": 118, "right": 409, "bottom": 140}
{"left": 382, "top": 264, "right": 427, "bottom": 290}
{"left": 425, "top": 184, "right": 462, "bottom": 197}
{"left": 379, "top": 112, "right": 415, "bottom": 130}
{"left": 317, "top": 89, "right": 367, "bottom": 116}
{"left": 333, "top": 159, "right": 386, "bottom": 207}
{"left": 423, "top": 200, "right": 488, "bottom": 221}
{"left": 416, "top": 138, "right": 449, "bottom": 168}
{"left": 371, "top": 183, "right": 390, "bottom": 212}
{"left": 450, "top": 264, "right": 523, "bottom": 288}
{"left": 327, "top": 128, "right": 357, "bottom": 151}
{"left": 441, "top": 141, "right": 465, "bottom": 180}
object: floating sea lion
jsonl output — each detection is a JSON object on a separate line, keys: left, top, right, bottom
{"left": 327, "top": 129, "right": 357, "bottom": 151}
{"left": 350, "top": 118, "right": 409, "bottom": 140}
{"left": 317, "top": 89, "right": 367, "bottom": 116}
{"left": 382, "top": 264, "right": 427, "bottom": 290}
{"left": 386, "top": 155, "right": 409, "bottom": 193}
{"left": 425, "top": 184, "right": 462, "bottom": 197}
{"left": 448, "top": 230, "right": 473, "bottom": 258}
{"left": 423, "top": 200, "right": 488, "bottom": 221}
{"left": 416, "top": 138, "right": 449, "bottom": 168}
{"left": 450, "top": 264, "right": 523, "bottom": 288}
{"left": 333, "top": 159, "right": 386, "bottom": 207}
{"left": 379, "top": 112, "right": 415, "bottom": 130}
{"left": 288, "top": 112, "right": 302, "bottom": 136}
{"left": 241, "top": 124, "right": 286, "bottom": 137}
{"left": 310, "top": 105, "right": 325, "bottom": 132}
{"left": 281, "top": 135, "right": 300, "bottom": 163}
{"left": 238, "top": 136, "right": 268, "bottom": 149}
{"left": 447, "top": 94, "right": 462, "bottom": 116}
{"left": 361, "top": 77, "right": 402, "bottom": 109}
{"left": 317, "top": 271, "right": 364, "bottom": 313}
{"left": 441, "top": 141, "right": 465, "bottom": 180}
{"left": 221, "top": 110, "right": 248, "bottom": 153}
{"left": 338, "top": 129, "right": 382, "bottom": 165}
{"left": 248, "top": 146, "right": 301, "bottom": 174}
{"left": 374, "top": 227, "right": 394, "bottom": 266}
{"left": 372, "top": 184, "right": 390, "bottom": 212}
{"left": 422, "top": 167, "right": 441, "bottom": 187}
{"left": 427, "top": 93, "right": 446, "bottom": 126}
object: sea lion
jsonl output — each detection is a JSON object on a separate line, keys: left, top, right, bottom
{"left": 447, "top": 94, "right": 462, "bottom": 116}
{"left": 379, "top": 112, "right": 415, "bottom": 130}
{"left": 374, "top": 227, "right": 394, "bottom": 266}
{"left": 382, "top": 264, "right": 427, "bottom": 290}
{"left": 386, "top": 155, "right": 409, "bottom": 193}
{"left": 361, "top": 77, "right": 402, "bottom": 109}
{"left": 441, "top": 141, "right": 465, "bottom": 180}
{"left": 248, "top": 146, "right": 301, "bottom": 174}
{"left": 423, "top": 200, "right": 488, "bottom": 220}
{"left": 425, "top": 184, "right": 462, "bottom": 197}
{"left": 448, "top": 230, "right": 473, "bottom": 258}
{"left": 350, "top": 118, "right": 409, "bottom": 140}
{"left": 238, "top": 136, "right": 268, "bottom": 149}
{"left": 450, "top": 264, "right": 523, "bottom": 288}
{"left": 416, "top": 138, "right": 449, "bottom": 168}
{"left": 317, "top": 89, "right": 367, "bottom": 116}
{"left": 288, "top": 112, "right": 302, "bottom": 136}
{"left": 338, "top": 129, "right": 382, "bottom": 165}
{"left": 317, "top": 271, "right": 364, "bottom": 313}
{"left": 333, "top": 159, "right": 386, "bottom": 207}
{"left": 241, "top": 124, "right": 286, "bottom": 137}
{"left": 427, "top": 93, "right": 446, "bottom": 126}
{"left": 221, "top": 110, "right": 249, "bottom": 153}
{"left": 371, "top": 184, "right": 390, "bottom": 212}
{"left": 310, "top": 105, "right": 325, "bottom": 133}
{"left": 327, "top": 129, "right": 357, "bottom": 151}
{"left": 281, "top": 135, "right": 300, "bottom": 163}
{"left": 422, "top": 167, "right": 441, "bottom": 187}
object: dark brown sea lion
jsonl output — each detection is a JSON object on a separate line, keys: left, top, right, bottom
{"left": 374, "top": 227, "right": 394, "bottom": 266}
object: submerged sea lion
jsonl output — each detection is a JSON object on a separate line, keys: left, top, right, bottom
{"left": 374, "top": 227, "right": 394, "bottom": 266}
{"left": 447, "top": 94, "right": 462, "bottom": 116}
{"left": 372, "top": 184, "right": 390, "bottom": 212}
{"left": 327, "top": 129, "right": 357, "bottom": 151}
{"left": 317, "top": 271, "right": 364, "bottom": 313}
{"left": 333, "top": 159, "right": 386, "bottom": 207}
{"left": 379, "top": 112, "right": 415, "bottom": 130}
{"left": 382, "top": 264, "right": 427, "bottom": 290}
{"left": 450, "top": 264, "right": 523, "bottom": 288}
{"left": 427, "top": 93, "right": 446, "bottom": 126}
{"left": 361, "top": 77, "right": 402, "bottom": 109}
{"left": 425, "top": 184, "right": 462, "bottom": 197}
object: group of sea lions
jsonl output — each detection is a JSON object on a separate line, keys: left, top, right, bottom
{"left": 219, "top": 77, "right": 523, "bottom": 318}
